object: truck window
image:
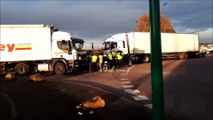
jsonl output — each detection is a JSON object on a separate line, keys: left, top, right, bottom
{"left": 57, "top": 40, "right": 70, "bottom": 52}
{"left": 123, "top": 41, "right": 125, "bottom": 48}
{"left": 111, "top": 43, "right": 117, "bottom": 49}
{"left": 73, "top": 42, "right": 84, "bottom": 51}
{"left": 104, "top": 42, "right": 111, "bottom": 50}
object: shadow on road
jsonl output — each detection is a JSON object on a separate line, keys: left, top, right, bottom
{"left": 130, "top": 56, "right": 213, "bottom": 120}
{"left": 164, "top": 56, "right": 213, "bottom": 120}
{"left": 0, "top": 73, "right": 152, "bottom": 120}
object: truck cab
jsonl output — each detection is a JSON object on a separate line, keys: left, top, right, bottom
{"left": 0, "top": 24, "right": 88, "bottom": 75}
{"left": 48, "top": 31, "right": 87, "bottom": 75}
{"left": 103, "top": 33, "right": 129, "bottom": 55}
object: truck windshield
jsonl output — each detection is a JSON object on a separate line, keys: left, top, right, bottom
{"left": 104, "top": 42, "right": 111, "bottom": 50}
{"left": 73, "top": 42, "right": 84, "bottom": 51}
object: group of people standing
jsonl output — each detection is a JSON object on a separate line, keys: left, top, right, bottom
{"left": 88, "top": 49, "right": 124, "bottom": 72}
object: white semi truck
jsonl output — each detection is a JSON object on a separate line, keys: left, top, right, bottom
{"left": 103, "top": 32, "right": 200, "bottom": 63}
{"left": 0, "top": 24, "right": 88, "bottom": 75}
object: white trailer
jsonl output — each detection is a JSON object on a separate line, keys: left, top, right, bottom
{"left": 0, "top": 24, "right": 88, "bottom": 75}
{"left": 103, "top": 32, "right": 200, "bottom": 63}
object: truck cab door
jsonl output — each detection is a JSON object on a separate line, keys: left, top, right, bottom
{"left": 52, "top": 40, "right": 76, "bottom": 60}
{"left": 116, "top": 41, "right": 128, "bottom": 54}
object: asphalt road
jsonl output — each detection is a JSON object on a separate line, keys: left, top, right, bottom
{"left": 53, "top": 55, "right": 213, "bottom": 120}
{"left": 127, "top": 56, "right": 213, "bottom": 120}
{"left": 0, "top": 56, "right": 212, "bottom": 120}
{"left": 0, "top": 73, "right": 151, "bottom": 120}
{"left": 0, "top": 79, "right": 80, "bottom": 120}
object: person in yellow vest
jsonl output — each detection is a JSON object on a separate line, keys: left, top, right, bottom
{"left": 98, "top": 54, "right": 103, "bottom": 72}
{"left": 91, "top": 53, "right": 98, "bottom": 72}
{"left": 116, "top": 51, "right": 124, "bottom": 69}
{"left": 107, "top": 51, "right": 113, "bottom": 69}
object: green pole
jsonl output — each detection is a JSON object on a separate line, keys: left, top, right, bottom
{"left": 149, "top": 0, "right": 165, "bottom": 120}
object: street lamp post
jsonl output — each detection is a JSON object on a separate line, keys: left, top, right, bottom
{"left": 149, "top": 0, "right": 165, "bottom": 120}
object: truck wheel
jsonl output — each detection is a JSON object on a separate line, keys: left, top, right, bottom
{"left": 179, "top": 53, "right": 184, "bottom": 59}
{"left": 179, "top": 53, "right": 187, "bottom": 59}
{"left": 143, "top": 55, "right": 150, "bottom": 63}
{"left": 184, "top": 53, "right": 188, "bottom": 59}
{"left": 54, "top": 62, "right": 66, "bottom": 75}
{"left": 15, "top": 63, "right": 29, "bottom": 75}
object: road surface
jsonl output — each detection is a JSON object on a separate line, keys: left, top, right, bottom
{"left": 61, "top": 56, "right": 213, "bottom": 120}
{"left": 0, "top": 56, "right": 212, "bottom": 120}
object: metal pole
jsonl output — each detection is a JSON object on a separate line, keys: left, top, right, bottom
{"left": 126, "top": 33, "right": 132, "bottom": 66}
{"left": 91, "top": 42, "right": 94, "bottom": 50}
{"left": 149, "top": 0, "right": 165, "bottom": 120}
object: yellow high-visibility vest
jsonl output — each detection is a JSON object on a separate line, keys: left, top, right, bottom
{"left": 99, "top": 55, "right": 103, "bottom": 64}
{"left": 92, "top": 55, "right": 98, "bottom": 63}
{"left": 116, "top": 52, "right": 123, "bottom": 60}
{"left": 107, "top": 53, "right": 113, "bottom": 60}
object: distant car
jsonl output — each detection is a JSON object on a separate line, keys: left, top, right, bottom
{"left": 206, "top": 44, "right": 213, "bottom": 53}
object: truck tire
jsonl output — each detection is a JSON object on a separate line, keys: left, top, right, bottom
{"left": 184, "top": 53, "right": 188, "bottom": 59}
{"left": 179, "top": 53, "right": 188, "bottom": 59}
{"left": 143, "top": 55, "right": 150, "bottom": 63}
{"left": 179, "top": 53, "right": 184, "bottom": 59}
{"left": 15, "top": 63, "right": 29, "bottom": 75}
{"left": 54, "top": 62, "right": 66, "bottom": 75}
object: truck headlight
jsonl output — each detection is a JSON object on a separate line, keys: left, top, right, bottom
{"left": 78, "top": 56, "right": 81, "bottom": 60}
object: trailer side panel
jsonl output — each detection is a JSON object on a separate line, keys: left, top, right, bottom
{"left": 0, "top": 25, "right": 52, "bottom": 62}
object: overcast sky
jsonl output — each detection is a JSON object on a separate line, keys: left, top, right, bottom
{"left": 1, "top": 0, "right": 212, "bottom": 48}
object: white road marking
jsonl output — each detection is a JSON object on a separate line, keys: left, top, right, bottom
{"left": 127, "top": 65, "right": 134, "bottom": 73}
{"left": 124, "top": 89, "right": 140, "bottom": 94}
{"left": 132, "top": 89, "right": 140, "bottom": 94}
{"left": 122, "top": 84, "right": 134, "bottom": 88}
{"left": 120, "top": 75, "right": 128, "bottom": 78}
{"left": 124, "top": 89, "right": 134, "bottom": 93}
{"left": 121, "top": 81, "right": 131, "bottom": 84}
{"left": 144, "top": 104, "right": 152, "bottom": 109}
{"left": 121, "top": 73, "right": 128, "bottom": 76}
{"left": 132, "top": 95, "right": 150, "bottom": 101}
{"left": 104, "top": 69, "right": 114, "bottom": 72}
{"left": 120, "top": 78, "right": 129, "bottom": 81}
{"left": 118, "top": 65, "right": 152, "bottom": 109}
